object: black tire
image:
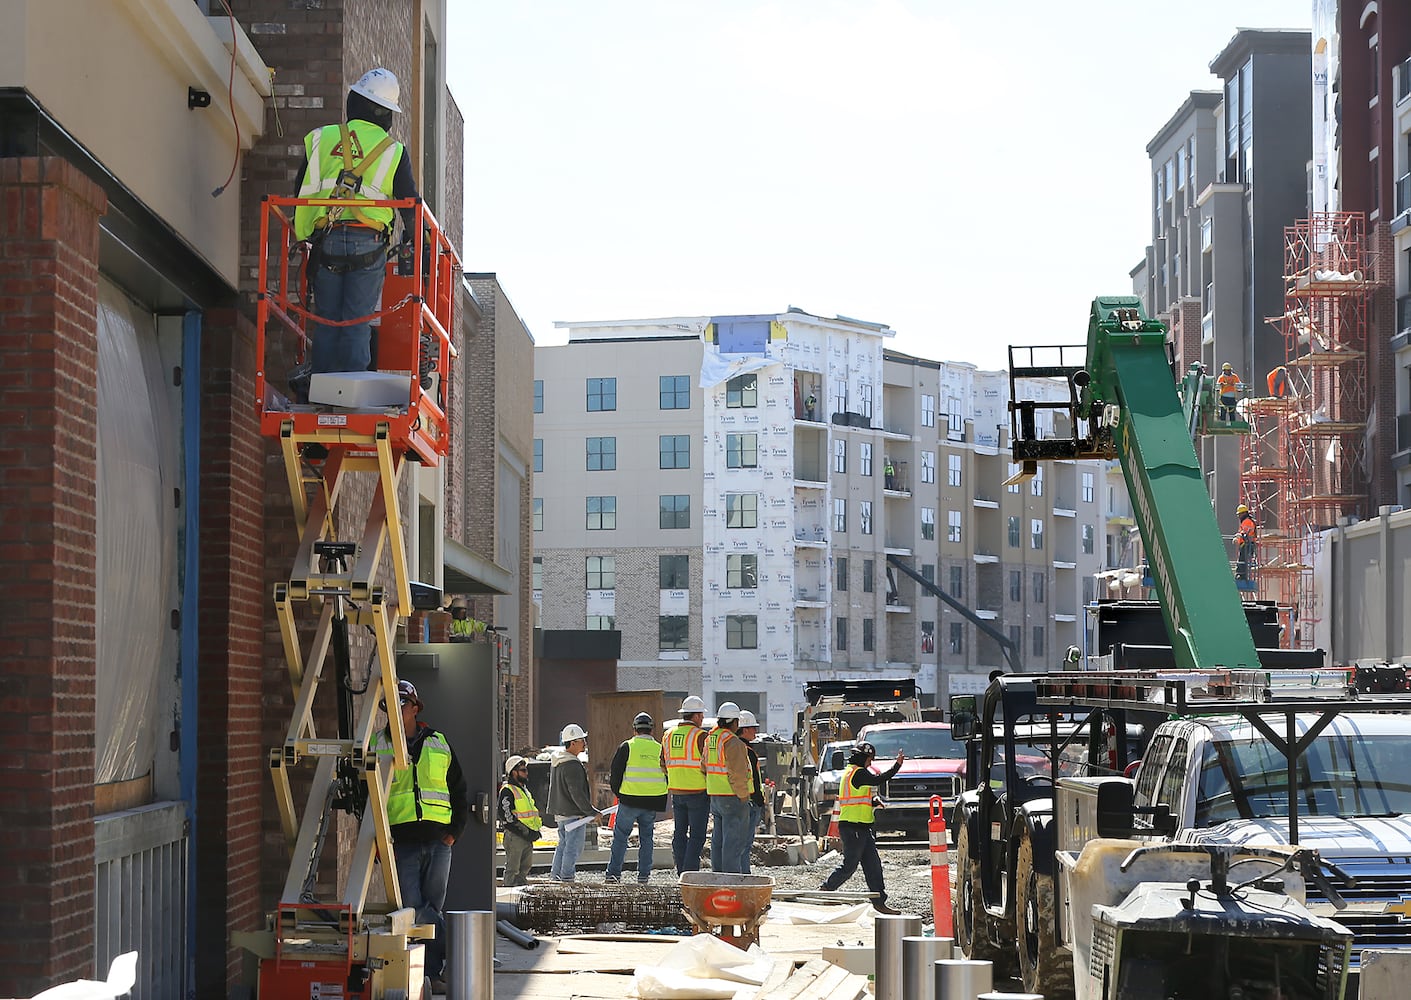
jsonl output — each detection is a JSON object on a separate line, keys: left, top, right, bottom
{"left": 953, "top": 819, "right": 1019, "bottom": 976}
{"left": 1016, "top": 828, "right": 1074, "bottom": 1000}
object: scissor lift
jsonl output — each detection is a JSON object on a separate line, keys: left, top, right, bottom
{"left": 238, "top": 194, "right": 460, "bottom": 999}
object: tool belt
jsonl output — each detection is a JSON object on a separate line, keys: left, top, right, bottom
{"left": 308, "top": 229, "right": 389, "bottom": 275}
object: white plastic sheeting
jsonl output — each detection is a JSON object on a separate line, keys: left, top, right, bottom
{"left": 632, "top": 935, "right": 774, "bottom": 999}
{"left": 94, "top": 280, "right": 180, "bottom": 784}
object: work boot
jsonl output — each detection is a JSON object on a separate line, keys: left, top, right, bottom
{"left": 873, "top": 901, "right": 899, "bottom": 915}
{"left": 603, "top": 873, "right": 622, "bottom": 884}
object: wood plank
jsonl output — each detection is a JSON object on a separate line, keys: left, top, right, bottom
{"left": 795, "top": 964, "right": 851, "bottom": 1000}
{"left": 757, "top": 956, "right": 803, "bottom": 995}
{"left": 822, "top": 972, "right": 869, "bottom": 1000}
{"left": 761, "top": 957, "right": 832, "bottom": 1000}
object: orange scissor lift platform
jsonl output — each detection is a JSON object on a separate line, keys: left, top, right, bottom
{"left": 242, "top": 195, "right": 461, "bottom": 999}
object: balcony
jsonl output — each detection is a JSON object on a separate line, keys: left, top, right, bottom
{"left": 1399, "top": 413, "right": 1411, "bottom": 455}
{"left": 1395, "top": 174, "right": 1411, "bottom": 233}
{"left": 1399, "top": 296, "right": 1411, "bottom": 339}
{"left": 972, "top": 551, "right": 999, "bottom": 564}
{"left": 1052, "top": 507, "right": 1077, "bottom": 518}
{"left": 794, "top": 529, "right": 827, "bottom": 548}
{"left": 1398, "top": 55, "right": 1411, "bottom": 103}
{"left": 795, "top": 588, "right": 828, "bottom": 609}
{"left": 972, "top": 495, "right": 999, "bottom": 510}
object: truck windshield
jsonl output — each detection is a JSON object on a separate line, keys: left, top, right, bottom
{"left": 866, "top": 728, "right": 965, "bottom": 760}
{"left": 1195, "top": 729, "right": 1411, "bottom": 825}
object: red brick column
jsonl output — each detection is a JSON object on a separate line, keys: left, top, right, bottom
{"left": 0, "top": 156, "right": 106, "bottom": 995}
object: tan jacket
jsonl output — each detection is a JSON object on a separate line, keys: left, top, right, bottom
{"left": 701, "top": 727, "right": 752, "bottom": 799}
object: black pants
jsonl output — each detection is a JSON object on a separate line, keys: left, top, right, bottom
{"left": 820, "top": 821, "right": 885, "bottom": 903}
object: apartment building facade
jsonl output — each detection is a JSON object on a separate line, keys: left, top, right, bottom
{"left": 534, "top": 312, "right": 1107, "bottom": 732}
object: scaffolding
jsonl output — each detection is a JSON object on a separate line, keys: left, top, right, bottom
{"left": 1242, "top": 213, "right": 1372, "bottom": 649}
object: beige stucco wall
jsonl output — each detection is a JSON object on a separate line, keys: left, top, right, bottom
{"left": 0, "top": 0, "right": 268, "bottom": 286}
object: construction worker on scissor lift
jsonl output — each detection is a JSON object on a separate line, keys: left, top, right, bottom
{"left": 1216, "top": 362, "right": 1242, "bottom": 421}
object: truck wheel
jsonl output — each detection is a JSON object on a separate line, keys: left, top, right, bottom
{"left": 1016, "top": 829, "right": 1073, "bottom": 1000}
{"left": 954, "top": 821, "right": 1018, "bottom": 977}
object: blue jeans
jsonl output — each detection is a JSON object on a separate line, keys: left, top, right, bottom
{"left": 672, "top": 791, "right": 709, "bottom": 873}
{"left": 552, "top": 815, "right": 588, "bottom": 881}
{"left": 395, "top": 838, "right": 452, "bottom": 978}
{"left": 742, "top": 802, "right": 763, "bottom": 874}
{"left": 605, "top": 803, "right": 658, "bottom": 882}
{"left": 709, "top": 796, "right": 751, "bottom": 874}
{"left": 820, "top": 822, "right": 886, "bottom": 905}
{"left": 310, "top": 225, "right": 386, "bottom": 374}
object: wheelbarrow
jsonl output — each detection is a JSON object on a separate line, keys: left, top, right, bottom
{"left": 678, "top": 872, "right": 775, "bottom": 950}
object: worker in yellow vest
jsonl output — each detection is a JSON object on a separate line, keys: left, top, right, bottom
{"left": 291, "top": 67, "right": 421, "bottom": 390}
{"left": 498, "top": 755, "right": 541, "bottom": 886}
{"left": 820, "top": 740, "right": 904, "bottom": 914}
{"left": 703, "top": 702, "right": 753, "bottom": 873}
{"left": 604, "top": 713, "right": 670, "bottom": 883}
{"left": 368, "top": 680, "right": 467, "bottom": 986}
{"left": 664, "top": 696, "right": 710, "bottom": 873}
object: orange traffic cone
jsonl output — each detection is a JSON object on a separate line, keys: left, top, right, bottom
{"left": 825, "top": 799, "right": 841, "bottom": 851}
{"left": 606, "top": 797, "right": 618, "bottom": 830}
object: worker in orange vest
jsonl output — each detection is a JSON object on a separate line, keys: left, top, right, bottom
{"left": 1266, "top": 366, "right": 1291, "bottom": 399}
{"left": 1216, "top": 363, "right": 1242, "bottom": 421}
{"left": 1235, "top": 503, "right": 1257, "bottom": 580}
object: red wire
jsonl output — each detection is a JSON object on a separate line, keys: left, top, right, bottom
{"left": 212, "top": 0, "right": 241, "bottom": 196}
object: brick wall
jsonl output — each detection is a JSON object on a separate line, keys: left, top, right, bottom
{"left": 0, "top": 156, "right": 105, "bottom": 995}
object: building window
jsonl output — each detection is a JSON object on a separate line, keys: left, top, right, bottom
{"left": 834, "top": 439, "right": 847, "bottom": 473}
{"left": 587, "top": 377, "right": 616, "bottom": 411}
{"left": 1107, "top": 485, "right": 1116, "bottom": 513}
{"left": 533, "top": 438, "right": 543, "bottom": 473}
{"left": 922, "top": 620, "right": 935, "bottom": 653}
{"left": 586, "top": 555, "right": 615, "bottom": 590}
{"left": 921, "top": 394, "right": 935, "bottom": 428}
{"left": 858, "top": 383, "right": 873, "bottom": 419}
{"left": 836, "top": 556, "right": 848, "bottom": 592}
{"left": 836, "top": 617, "right": 848, "bottom": 651}
{"left": 587, "top": 496, "right": 616, "bottom": 530}
{"left": 1082, "top": 472, "right": 1094, "bottom": 503}
{"left": 862, "top": 559, "right": 874, "bottom": 593}
{"left": 1007, "top": 463, "right": 1022, "bottom": 493}
{"left": 921, "top": 507, "right": 936, "bottom": 541}
{"left": 726, "top": 373, "right": 757, "bottom": 408}
{"left": 949, "top": 622, "right": 964, "bottom": 654}
{"left": 726, "top": 492, "right": 758, "bottom": 528}
{"left": 660, "top": 434, "right": 690, "bottom": 470}
{"left": 863, "top": 618, "right": 875, "bottom": 652}
{"left": 533, "top": 498, "right": 543, "bottom": 532}
{"left": 659, "top": 615, "right": 689, "bottom": 650}
{"left": 860, "top": 501, "right": 873, "bottom": 535}
{"left": 947, "top": 398, "right": 963, "bottom": 438}
{"left": 727, "top": 553, "right": 758, "bottom": 590}
{"left": 727, "top": 614, "right": 758, "bottom": 649}
{"left": 947, "top": 453, "right": 962, "bottom": 487}
{"left": 659, "top": 494, "right": 690, "bottom": 529}
{"left": 660, "top": 374, "right": 690, "bottom": 409}
{"left": 1033, "top": 572, "right": 1045, "bottom": 603}
{"left": 587, "top": 614, "right": 616, "bottom": 630}
{"left": 1082, "top": 576, "right": 1095, "bottom": 605}
{"left": 533, "top": 379, "right": 544, "bottom": 414}
{"left": 1007, "top": 515, "right": 1020, "bottom": 548}
{"left": 532, "top": 556, "right": 543, "bottom": 592}
{"left": 830, "top": 378, "right": 847, "bottom": 415}
{"left": 922, "top": 564, "right": 935, "bottom": 585}
{"left": 1031, "top": 518, "right": 1044, "bottom": 549}
{"left": 1009, "top": 571, "right": 1021, "bottom": 602}
{"left": 921, "top": 451, "right": 935, "bottom": 484}
{"left": 834, "top": 498, "right": 847, "bottom": 532}
{"left": 1008, "top": 624, "right": 1022, "bottom": 650}
{"left": 949, "top": 565, "right": 963, "bottom": 599}
{"left": 1032, "top": 626, "right": 1045, "bottom": 657}
{"left": 1031, "top": 466, "right": 1044, "bottom": 496}
{"left": 947, "top": 510, "right": 961, "bottom": 543}
{"left": 587, "top": 436, "right": 616, "bottom": 471}
{"left": 1082, "top": 523, "right": 1095, "bottom": 555}
{"left": 859, "top": 442, "right": 873, "bottom": 476}
{"left": 659, "top": 554, "right": 689, "bottom": 589}
{"left": 727, "top": 433, "right": 758, "bottom": 468}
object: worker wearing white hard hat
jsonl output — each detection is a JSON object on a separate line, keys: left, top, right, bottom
{"left": 737, "top": 711, "right": 766, "bottom": 873}
{"left": 497, "top": 755, "right": 540, "bottom": 886}
{"left": 289, "top": 67, "right": 423, "bottom": 402}
{"left": 703, "top": 702, "right": 752, "bottom": 873}
{"left": 547, "top": 722, "right": 593, "bottom": 881}
{"left": 665, "top": 696, "right": 710, "bottom": 873}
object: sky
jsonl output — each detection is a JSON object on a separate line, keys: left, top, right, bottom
{"left": 446, "top": 1, "right": 1312, "bottom": 371}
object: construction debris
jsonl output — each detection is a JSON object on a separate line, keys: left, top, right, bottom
{"left": 514, "top": 882, "right": 685, "bottom": 935}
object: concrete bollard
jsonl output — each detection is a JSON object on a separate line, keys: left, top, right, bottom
{"left": 902, "top": 936, "right": 954, "bottom": 1000}
{"left": 935, "top": 958, "right": 993, "bottom": 1000}
{"left": 447, "top": 909, "right": 495, "bottom": 1000}
{"left": 873, "top": 913, "right": 924, "bottom": 1000}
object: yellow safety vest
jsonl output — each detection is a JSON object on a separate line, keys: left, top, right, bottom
{"left": 619, "top": 736, "right": 668, "bottom": 797}
{"left": 294, "top": 120, "right": 403, "bottom": 240}
{"left": 501, "top": 782, "right": 542, "bottom": 832}
{"left": 836, "top": 765, "right": 875, "bottom": 824}
{"left": 704, "top": 728, "right": 738, "bottom": 797}
{"left": 371, "top": 728, "right": 454, "bottom": 827}
{"left": 664, "top": 723, "right": 706, "bottom": 793}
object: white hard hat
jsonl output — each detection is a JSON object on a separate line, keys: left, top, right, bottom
{"left": 351, "top": 67, "right": 402, "bottom": 113}
{"left": 738, "top": 710, "right": 758, "bottom": 729}
{"left": 504, "top": 755, "right": 528, "bottom": 775}
{"left": 560, "top": 723, "right": 587, "bottom": 743}
{"left": 716, "top": 701, "right": 741, "bottom": 720}
{"left": 680, "top": 695, "right": 706, "bottom": 714}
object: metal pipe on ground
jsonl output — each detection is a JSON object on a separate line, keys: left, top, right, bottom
{"left": 935, "top": 958, "right": 993, "bottom": 1000}
{"left": 447, "top": 910, "right": 495, "bottom": 1000}
{"left": 496, "top": 919, "right": 538, "bottom": 950}
{"left": 902, "top": 936, "right": 953, "bottom": 1000}
{"left": 874, "top": 913, "right": 923, "bottom": 1000}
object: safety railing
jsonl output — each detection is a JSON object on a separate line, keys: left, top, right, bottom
{"left": 253, "top": 195, "right": 460, "bottom": 465}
